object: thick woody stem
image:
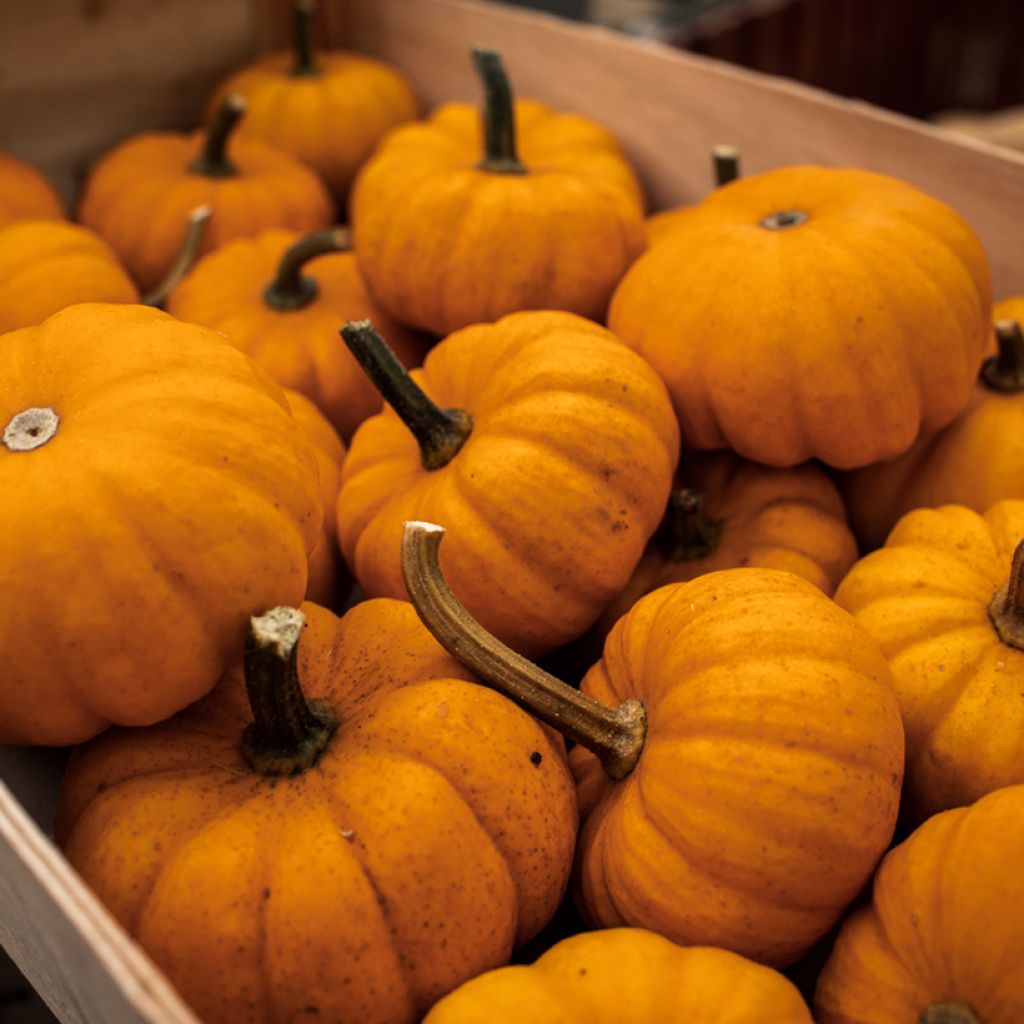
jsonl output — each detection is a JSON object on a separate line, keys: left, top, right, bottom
{"left": 989, "top": 538, "right": 1024, "bottom": 650}
{"left": 918, "top": 1002, "right": 982, "bottom": 1024}
{"left": 292, "top": 0, "right": 318, "bottom": 76}
{"left": 712, "top": 144, "right": 741, "bottom": 187}
{"left": 980, "top": 320, "right": 1024, "bottom": 393}
{"left": 401, "top": 521, "right": 647, "bottom": 780}
{"left": 263, "top": 227, "right": 349, "bottom": 311}
{"left": 141, "top": 205, "right": 212, "bottom": 307}
{"left": 189, "top": 95, "right": 246, "bottom": 178}
{"left": 656, "top": 489, "right": 723, "bottom": 562}
{"left": 472, "top": 48, "right": 527, "bottom": 175}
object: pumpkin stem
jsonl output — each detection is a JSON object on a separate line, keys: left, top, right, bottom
{"left": 264, "top": 227, "right": 349, "bottom": 311}
{"left": 141, "top": 205, "right": 212, "bottom": 307}
{"left": 241, "top": 607, "right": 339, "bottom": 776}
{"left": 189, "top": 94, "right": 246, "bottom": 178}
{"left": 980, "top": 320, "right": 1024, "bottom": 393}
{"left": 918, "top": 1002, "right": 982, "bottom": 1024}
{"left": 989, "top": 537, "right": 1024, "bottom": 650}
{"left": 402, "top": 521, "right": 648, "bottom": 780}
{"left": 656, "top": 489, "right": 723, "bottom": 562}
{"left": 291, "top": 0, "right": 319, "bottom": 77}
{"left": 712, "top": 144, "right": 741, "bottom": 187}
{"left": 3, "top": 407, "right": 59, "bottom": 453}
{"left": 472, "top": 48, "right": 527, "bottom": 175}
{"left": 340, "top": 320, "right": 472, "bottom": 470}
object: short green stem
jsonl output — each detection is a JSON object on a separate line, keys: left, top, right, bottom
{"left": 141, "top": 205, "right": 212, "bottom": 307}
{"left": 712, "top": 144, "right": 740, "bottom": 187}
{"left": 291, "top": 0, "right": 318, "bottom": 76}
{"left": 189, "top": 95, "right": 246, "bottom": 178}
{"left": 656, "top": 489, "right": 723, "bottom": 562}
{"left": 980, "top": 320, "right": 1024, "bottom": 393}
{"left": 989, "top": 538, "right": 1024, "bottom": 650}
{"left": 472, "top": 48, "right": 527, "bottom": 175}
{"left": 263, "top": 227, "right": 349, "bottom": 311}
{"left": 918, "top": 1001, "right": 982, "bottom": 1024}
{"left": 340, "top": 320, "right": 473, "bottom": 470}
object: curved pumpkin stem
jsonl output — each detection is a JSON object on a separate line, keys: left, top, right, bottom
{"left": 472, "top": 48, "right": 527, "bottom": 175}
{"left": 989, "top": 538, "right": 1024, "bottom": 650}
{"left": 141, "top": 205, "right": 212, "bottom": 307}
{"left": 264, "top": 227, "right": 349, "bottom": 311}
{"left": 656, "top": 489, "right": 723, "bottom": 562}
{"left": 712, "top": 144, "right": 741, "bottom": 187}
{"left": 291, "top": 0, "right": 319, "bottom": 77}
{"left": 242, "top": 607, "right": 339, "bottom": 776}
{"left": 918, "top": 1002, "right": 982, "bottom": 1024}
{"left": 189, "top": 94, "right": 246, "bottom": 178}
{"left": 401, "top": 521, "right": 647, "bottom": 779}
{"left": 340, "top": 320, "right": 472, "bottom": 470}
{"left": 980, "top": 319, "right": 1024, "bottom": 393}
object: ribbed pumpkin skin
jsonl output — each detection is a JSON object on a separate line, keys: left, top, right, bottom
{"left": 843, "top": 296, "right": 1024, "bottom": 550}
{"left": 571, "top": 569, "right": 904, "bottom": 966}
{"left": 337, "top": 311, "right": 680, "bottom": 658}
{"left": 608, "top": 166, "right": 992, "bottom": 469}
{"left": 351, "top": 100, "right": 646, "bottom": 335}
{"left": 58, "top": 599, "right": 577, "bottom": 1024}
{"left": 167, "top": 229, "right": 425, "bottom": 439}
{"left": 834, "top": 501, "right": 1024, "bottom": 824}
{"left": 424, "top": 929, "right": 813, "bottom": 1023}
{"left": 78, "top": 132, "right": 333, "bottom": 292}
{"left": 815, "top": 785, "right": 1024, "bottom": 1024}
{"left": 0, "top": 220, "right": 138, "bottom": 331}
{"left": 206, "top": 51, "right": 418, "bottom": 201}
{"left": 0, "top": 152, "right": 64, "bottom": 225}
{"left": 0, "top": 304, "right": 322, "bottom": 745}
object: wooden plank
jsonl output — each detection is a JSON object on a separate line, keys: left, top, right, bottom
{"left": 342, "top": 0, "right": 1024, "bottom": 297}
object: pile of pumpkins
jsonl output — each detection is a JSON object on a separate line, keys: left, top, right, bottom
{"left": 2, "top": 3, "right": 1023, "bottom": 1022}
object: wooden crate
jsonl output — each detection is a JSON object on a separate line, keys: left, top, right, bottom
{"left": 1, "top": 0, "right": 1023, "bottom": 1021}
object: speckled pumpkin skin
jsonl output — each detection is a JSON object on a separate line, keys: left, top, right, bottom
{"left": 572, "top": 569, "right": 904, "bottom": 967}
{"left": 0, "top": 152, "right": 63, "bottom": 225}
{"left": 351, "top": 100, "right": 646, "bottom": 335}
{"left": 815, "top": 784, "right": 1024, "bottom": 1024}
{"left": 167, "top": 229, "right": 425, "bottom": 440}
{"left": 0, "top": 220, "right": 138, "bottom": 331}
{"left": 337, "top": 310, "right": 680, "bottom": 658}
{"left": 835, "top": 501, "right": 1024, "bottom": 824}
{"left": 58, "top": 599, "right": 578, "bottom": 1024}
{"left": 608, "top": 166, "right": 992, "bottom": 469}
{"left": 424, "top": 928, "right": 813, "bottom": 1023}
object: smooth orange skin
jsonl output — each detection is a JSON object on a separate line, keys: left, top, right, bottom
{"left": 0, "top": 304, "right": 322, "bottom": 745}
{"left": 644, "top": 204, "right": 695, "bottom": 246}
{"left": 167, "top": 228, "right": 426, "bottom": 439}
{"left": 609, "top": 165, "right": 992, "bottom": 469}
{"left": 571, "top": 568, "right": 904, "bottom": 967}
{"left": 843, "top": 297, "right": 1024, "bottom": 550}
{"left": 0, "top": 152, "right": 64, "bottom": 225}
{"left": 0, "top": 220, "right": 138, "bottom": 331}
{"left": 78, "top": 130, "right": 333, "bottom": 292}
{"left": 58, "top": 599, "right": 578, "bottom": 1024}
{"left": 206, "top": 50, "right": 419, "bottom": 201}
{"left": 834, "top": 501, "right": 1024, "bottom": 824}
{"left": 351, "top": 99, "right": 646, "bottom": 335}
{"left": 424, "top": 928, "right": 813, "bottom": 1023}
{"left": 815, "top": 784, "right": 1024, "bottom": 1024}
{"left": 337, "top": 310, "right": 680, "bottom": 658}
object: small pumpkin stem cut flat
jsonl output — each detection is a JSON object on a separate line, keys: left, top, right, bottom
{"left": 401, "top": 521, "right": 647, "bottom": 779}
{"left": 3, "top": 407, "right": 59, "bottom": 452}
{"left": 918, "top": 1002, "right": 983, "bottom": 1024}
{"left": 657, "top": 489, "right": 723, "bottom": 562}
{"left": 712, "top": 144, "right": 741, "bottom": 187}
{"left": 141, "top": 205, "right": 212, "bottom": 307}
{"left": 990, "top": 538, "right": 1024, "bottom": 650}
{"left": 472, "top": 48, "right": 527, "bottom": 175}
{"left": 340, "top": 320, "right": 472, "bottom": 470}
{"left": 264, "top": 227, "right": 349, "bottom": 311}
{"left": 981, "top": 320, "right": 1024, "bottom": 393}
{"left": 189, "top": 94, "right": 247, "bottom": 178}
{"left": 242, "top": 606, "right": 339, "bottom": 776}
{"left": 291, "top": 0, "right": 319, "bottom": 77}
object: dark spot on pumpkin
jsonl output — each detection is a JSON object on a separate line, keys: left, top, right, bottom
{"left": 262, "top": 888, "right": 271, "bottom": 900}
{"left": 579, "top": 967, "right": 588, "bottom": 976}
{"left": 304, "top": 1006, "right": 320, "bottom": 1015}
{"left": 530, "top": 751, "right": 542, "bottom": 766}
{"left": 611, "top": 520, "right": 626, "bottom": 532}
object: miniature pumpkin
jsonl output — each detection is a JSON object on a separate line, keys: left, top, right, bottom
{"left": 337, "top": 313, "right": 679, "bottom": 658}
{"left": 403, "top": 521, "right": 904, "bottom": 967}
{"left": 423, "top": 928, "right": 813, "bottom": 1023}
{"left": 645, "top": 144, "right": 740, "bottom": 245}
{"left": 78, "top": 95, "right": 333, "bottom": 293}
{"left": 0, "top": 303, "right": 321, "bottom": 745}
{"left": 351, "top": 49, "right": 645, "bottom": 335}
{"left": 0, "top": 220, "right": 138, "bottom": 331}
{"left": 0, "top": 151, "right": 63, "bottom": 225}
{"left": 58, "top": 599, "right": 577, "bottom": 1024}
{"left": 609, "top": 165, "right": 992, "bottom": 468}
{"left": 834, "top": 501, "right": 1024, "bottom": 824}
{"left": 843, "top": 303, "right": 1024, "bottom": 550}
{"left": 282, "top": 387, "right": 348, "bottom": 606}
{"left": 205, "top": 0, "right": 418, "bottom": 201}
{"left": 167, "top": 227, "right": 425, "bottom": 439}
{"left": 814, "top": 784, "right": 1024, "bottom": 1024}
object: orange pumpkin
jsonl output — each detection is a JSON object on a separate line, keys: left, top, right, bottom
{"left": 403, "top": 522, "right": 904, "bottom": 967}
{"left": 423, "top": 928, "right": 813, "bottom": 1023}
{"left": 337, "top": 313, "right": 679, "bottom": 658}
{"left": 78, "top": 95, "right": 333, "bottom": 293}
{"left": 815, "top": 784, "right": 1024, "bottom": 1024}
{"left": 0, "top": 220, "right": 138, "bottom": 331}
{"left": 609, "top": 165, "right": 992, "bottom": 469}
{"left": 0, "top": 303, "right": 321, "bottom": 745}
{"left": 0, "top": 151, "right": 64, "bottom": 225}
{"left": 351, "top": 49, "right": 645, "bottom": 335}
{"left": 58, "top": 598, "right": 577, "bottom": 1024}
{"left": 167, "top": 227, "right": 425, "bottom": 439}
{"left": 205, "top": 0, "right": 418, "bottom": 201}
{"left": 843, "top": 301, "right": 1024, "bottom": 550}
{"left": 282, "top": 387, "right": 348, "bottom": 606}
{"left": 834, "top": 501, "right": 1024, "bottom": 824}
